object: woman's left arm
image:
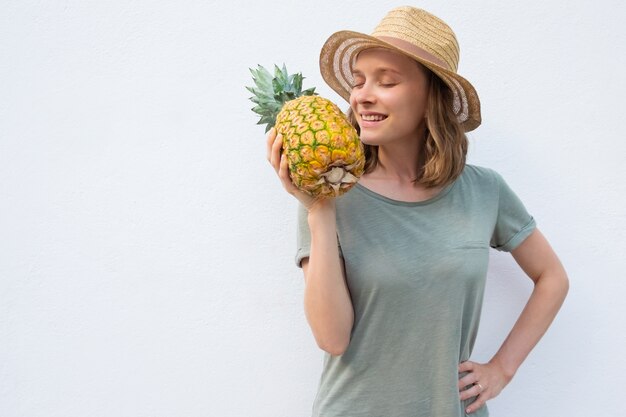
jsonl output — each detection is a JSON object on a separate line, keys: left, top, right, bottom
{"left": 458, "top": 227, "right": 570, "bottom": 414}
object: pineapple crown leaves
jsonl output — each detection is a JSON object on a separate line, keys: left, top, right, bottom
{"left": 246, "top": 64, "right": 317, "bottom": 132}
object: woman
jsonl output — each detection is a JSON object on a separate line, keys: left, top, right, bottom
{"left": 266, "top": 7, "right": 568, "bottom": 417}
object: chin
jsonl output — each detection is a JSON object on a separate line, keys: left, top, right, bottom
{"left": 358, "top": 135, "right": 375, "bottom": 146}
{"left": 358, "top": 132, "right": 384, "bottom": 146}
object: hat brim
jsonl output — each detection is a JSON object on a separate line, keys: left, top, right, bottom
{"left": 319, "top": 30, "right": 481, "bottom": 132}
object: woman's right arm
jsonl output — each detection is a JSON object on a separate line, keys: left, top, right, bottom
{"left": 267, "top": 128, "right": 354, "bottom": 356}
{"left": 301, "top": 203, "right": 354, "bottom": 356}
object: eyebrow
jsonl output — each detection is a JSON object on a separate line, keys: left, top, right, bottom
{"left": 351, "top": 67, "right": 402, "bottom": 76}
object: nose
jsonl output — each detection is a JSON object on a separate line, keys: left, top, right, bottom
{"left": 350, "top": 82, "right": 376, "bottom": 106}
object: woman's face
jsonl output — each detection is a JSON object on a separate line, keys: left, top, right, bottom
{"left": 349, "top": 48, "right": 430, "bottom": 146}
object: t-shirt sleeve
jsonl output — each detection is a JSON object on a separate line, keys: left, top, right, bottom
{"left": 295, "top": 203, "right": 311, "bottom": 267}
{"left": 294, "top": 203, "right": 343, "bottom": 268}
{"left": 489, "top": 171, "right": 537, "bottom": 252}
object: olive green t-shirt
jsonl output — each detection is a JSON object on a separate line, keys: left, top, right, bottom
{"left": 295, "top": 164, "right": 536, "bottom": 417}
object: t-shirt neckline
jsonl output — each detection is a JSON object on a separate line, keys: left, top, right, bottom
{"left": 353, "top": 174, "right": 460, "bottom": 207}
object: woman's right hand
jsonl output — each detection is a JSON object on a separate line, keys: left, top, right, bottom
{"left": 266, "top": 127, "right": 333, "bottom": 213}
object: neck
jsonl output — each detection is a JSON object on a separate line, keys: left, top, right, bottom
{"left": 372, "top": 130, "right": 427, "bottom": 183}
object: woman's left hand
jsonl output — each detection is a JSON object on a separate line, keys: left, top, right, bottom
{"left": 457, "top": 360, "right": 513, "bottom": 414}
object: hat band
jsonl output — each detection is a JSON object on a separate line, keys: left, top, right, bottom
{"left": 375, "top": 36, "right": 450, "bottom": 71}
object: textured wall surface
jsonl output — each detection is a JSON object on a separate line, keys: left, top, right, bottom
{"left": 1, "top": 1, "right": 624, "bottom": 416}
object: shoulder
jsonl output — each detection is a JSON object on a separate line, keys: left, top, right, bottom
{"left": 459, "top": 163, "right": 502, "bottom": 188}
{"left": 461, "top": 163, "right": 499, "bottom": 179}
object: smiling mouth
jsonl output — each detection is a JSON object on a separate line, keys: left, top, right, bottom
{"left": 361, "top": 114, "right": 388, "bottom": 122}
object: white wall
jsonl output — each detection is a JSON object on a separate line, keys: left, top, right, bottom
{"left": 1, "top": 1, "right": 624, "bottom": 416}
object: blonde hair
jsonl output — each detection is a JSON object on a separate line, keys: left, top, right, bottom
{"left": 347, "top": 69, "right": 468, "bottom": 188}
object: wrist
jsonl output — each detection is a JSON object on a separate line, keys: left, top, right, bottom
{"left": 306, "top": 197, "right": 335, "bottom": 214}
{"left": 489, "top": 356, "right": 517, "bottom": 382}
{"left": 306, "top": 198, "right": 336, "bottom": 225}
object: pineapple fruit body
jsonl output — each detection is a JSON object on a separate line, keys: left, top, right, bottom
{"left": 248, "top": 64, "right": 365, "bottom": 198}
{"left": 276, "top": 95, "right": 364, "bottom": 198}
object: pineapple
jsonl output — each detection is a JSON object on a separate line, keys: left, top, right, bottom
{"left": 247, "top": 64, "right": 365, "bottom": 198}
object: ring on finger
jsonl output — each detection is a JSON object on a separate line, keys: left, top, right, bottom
{"left": 476, "top": 383, "right": 485, "bottom": 392}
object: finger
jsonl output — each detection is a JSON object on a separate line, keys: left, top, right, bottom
{"left": 278, "top": 154, "right": 296, "bottom": 191}
{"left": 459, "top": 383, "right": 482, "bottom": 401}
{"left": 266, "top": 128, "right": 276, "bottom": 161}
{"left": 458, "top": 372, "right": 478, "bottom": 390}
{"left": 458, "top": 361, "right": 475, "bottom": 373}
{"left": 270, "top": 133, "right": 284, "bottom": 170}
{"left": 465, "top": 392, "right": 488, "bottom": 414}
{"left": 277, "top": 153, "right": 289, "bottom": 180}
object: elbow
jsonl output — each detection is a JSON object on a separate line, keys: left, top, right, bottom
{"left": 319, "top": 337, "right": 350, "bottom": 356}
{"left": 561, "top": 271, "right": 570, "bottom": 294}
{"left": 305, "top": 299, "right": 354, "bottom": 357}
{"left": 314, "top": 326, "right": 352, "bottom": 356}
{"left": 536, "top": 265, "right": 570, "bottom": 303}
{"left": 554, "top": 263, "right": 570, "bottom": 299}
{"left": 561, "top": 273, "right": 570, "bottom": 301}
{"left": 555, "top": 273, "right": 570, "bottom": 311}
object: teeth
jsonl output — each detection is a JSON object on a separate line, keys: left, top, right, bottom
{"left": 361, "top": 114, "right": 386, "bottom": 121}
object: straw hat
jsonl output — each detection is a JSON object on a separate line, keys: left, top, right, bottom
{"left": 319, "top": 6, "right": 481, "bottom": 132}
